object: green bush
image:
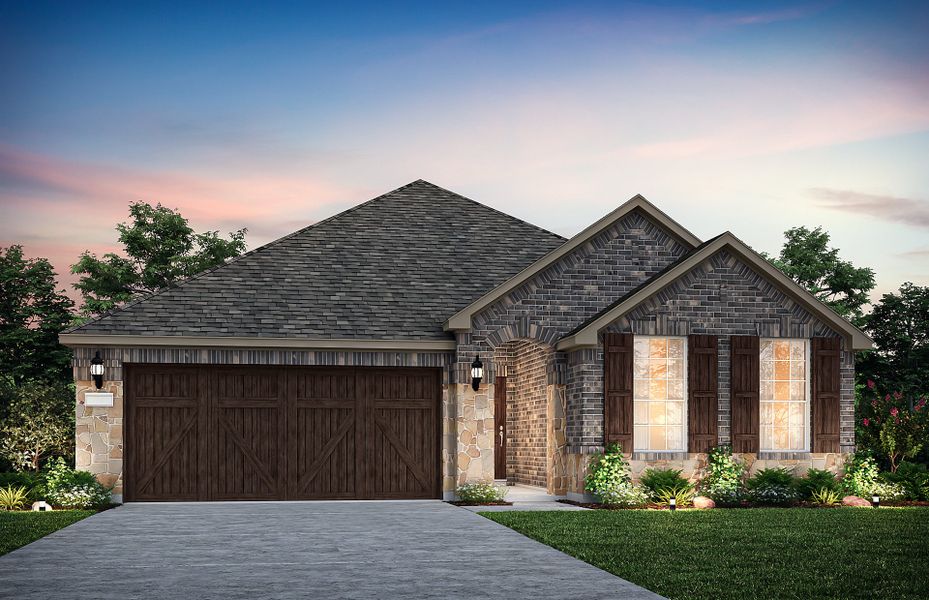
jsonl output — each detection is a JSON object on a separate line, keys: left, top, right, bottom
{"left": 746, "top": 468, "right": 800, "bottom": 505}
{"left": 796, "top": 468, "right": 840, "bottom": 499}
{"left": 639, "top": 468, "right": 692, "bottom": 500}
{"left": 880, "top": 462, "right": 929, "bottom": 501}
{"left": 42, "top": 458, "right": 111, "bottom": 509}
{"left": 811, "top": 487, "right": 841, "bottom": 506}
{"left": 655, "top": 485, "right": 695, "bottom": 508}
{"left": 842, "top": 453, "right": 881, "bottom": 497}
{"left": 0, "top": 472, "right": 42, "bottom": 502}
{"left": 0, "top": 485, "right": 29, "bottom": 510}
{"left": 699, "top": 445, "right": 745, "bottom": 505}
{"left": 456, "top": 482, "right": 507, "bottom": 503}
{"left": 585, "top": 443, "right": 648, "bottom": 508}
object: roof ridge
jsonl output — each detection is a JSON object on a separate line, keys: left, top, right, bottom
{"left": 413, "top": 179, "right": 567, "bottom": 242}
{"left": 66, "top": 179, "right": 446, "bottom": 333}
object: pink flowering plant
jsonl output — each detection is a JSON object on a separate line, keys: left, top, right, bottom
{"left": 858, "top": 380, "right": 928, "bottom": 472}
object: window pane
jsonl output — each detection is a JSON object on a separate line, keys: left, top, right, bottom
{"left": 760, "top": 403, "right": 773, "bottom": 426}
{"left": 790, "top": 427, "right": 804, "bottom": 450}
{"left": 667, "top": 379, "right": 684, "bottom": 400}
{"left": 634, "top": 425, "right": 647, "bottom": 448}
{"left": 666, "top": 402, "right": 683, "bottom": 425}
{"left": 775, "top": 381, "right": 790, "bottom": 400}
{"left": 649, "top": 338, "right": 668, "bottom": 358}
{"left": 774, "top": 341, "right": 790, "bottom": 360}
{"left": 634, "top": 379, "right": 650, "bottom": 400}
{"left": 773, "top": 402, "right": 788, "bottom": 428}
{"left": 667, "top": 359, "right": 684, "bottom": 379}
{"left": 634, "top": 359, "right": 649, "bottom": 379}
{"left": 634, "top": 402, "right": 648, "bottom": 425}
{"left": 760, "top": 427, "right": 773, "bottom": 450}
{"left": 789, "top": 402, "right": 804, "bottom": 427}
{"left": 649, "top": 427, "right": 667, "bottom": 450}
{"left": 634, "top": 339, "right": 649, "bottom": 359}
{"left": 649, "top": 360, "right": 667, "bottom": 379}
{"left": 775, "top": 361, "right": 790, "bottom": 380}
{"left": 790, "top": 341, "right": 805, "bottom": 360}
{"left": 649, "top": 379, "right": 667, "bottom": 400}
{"left": 649, "top": 402, "right": 666, "bottom": 425}
{"left": 668, "top": 339, "right": 683, "bottom": 358}
{"left": 790, "top": 361, "right": 805, "bottom": 380}
{"left": 774, "top": 428, "right": 789, "bottom": 449}
{"left": 761, "top": 360, "right": 774, "bottom": 380}
{"left": 760, "top": 340, "right": 773, "bottom": 361}
{"left": 790, "top": 381, "right": 805, "bottom": 401}
{"left": 666, "top": 427, "right": 682, "bottom": 451}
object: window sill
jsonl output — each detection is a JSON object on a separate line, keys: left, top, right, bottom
{"left": 631, "top": 451, "right": 690, "bottom": 461}
{"left": 757, "top": 451, "right": 812, "bottom": 460}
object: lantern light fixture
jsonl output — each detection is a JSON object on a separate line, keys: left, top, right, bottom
{"left": 470, "top": 356, "right": 484, "bottom": 391}
{"left": 90, "top": 351, "right": 105, "bottom": 390}
{"left": 872, "top": 495, "right": 880, "bottom": 508}
{"left": 669, "top": 497, "right": 677, "bottom": 512}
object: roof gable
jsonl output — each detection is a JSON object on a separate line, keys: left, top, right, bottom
{"left": 65, "top": 180, "right": 566, "bottom": 343}
{"left": 557, "top": 232, "right": 873, "bottom": 351}
{"left": 444, "top": 194, "right": 701, "bottom": 331}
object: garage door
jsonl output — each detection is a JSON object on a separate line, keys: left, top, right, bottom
{"left": 124, "top": 365, "right": 441, "bottom": 501}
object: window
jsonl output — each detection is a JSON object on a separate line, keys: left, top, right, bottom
{"left": 633, "top": 336, "right": 686, "bottom": 451}
{"left": 760, "top": 339, "right": 809, "bottom": 452}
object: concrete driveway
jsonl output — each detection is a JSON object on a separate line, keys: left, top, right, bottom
{"left": 0, "top": 501, "right": 662, "bottom": 600}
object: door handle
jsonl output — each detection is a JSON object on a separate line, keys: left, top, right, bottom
{"left": 498, "top": 426, "right": 504, "bottom": 445}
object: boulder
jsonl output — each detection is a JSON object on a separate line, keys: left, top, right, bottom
{"left": 842, "top": 495, "right": 872, "bottom": 507}
{"left": 693, "top": 496, "right": 716, "bottom": 509}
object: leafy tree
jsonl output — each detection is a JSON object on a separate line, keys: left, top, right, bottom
{"left": 71, "top": 202, "right": 247, "bottom": 318}
{"left": 0, "top": 380, "right": 75, "bottom": 472}
{"left": 763, "top": 226, "right": 875, "bottom": 324}
{"left": 0, "top": 246, "right": 74, "bottom": 386}
{"left": 858, "top": 283, "right": 929, "bottom": 400}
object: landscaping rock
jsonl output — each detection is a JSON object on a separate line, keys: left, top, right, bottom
{"left": 842, "top": 495, "right": 872, "bottom": 507}
{"left": 693, "top": 496, "right": 716, "bottom": 509}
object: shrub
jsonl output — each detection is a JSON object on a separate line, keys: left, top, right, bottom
{"left": 655, "top": 484, "right": 695, "bottom": 508}
{"left": 0, "top": 381, "right": 74, "bottom": 472}
{"left": 585, "top": 443, "right": 648, "bottom": 508}
{"left": 870, "top": 480, "right": 906, "bottom": 502}
{"left": 0, "top": 485, "right": 29, "bottom": 510}
{"left": 699, "top": 445, "right": 745, "bottom": 505}
{"left": 42, "top": 458, "right": 111, "bottom": 509}
{"left": 857, "top": 382, "right": 928, "bottom": 472}
{"left": 456, "top": 482, "right": 507, "bottom": 503}
{"left": 842, "top": 453, "right": 881, "bottom": 497}
{"left": 796, "top": 468, "right": 840, "bottom": 499}
{"left": 811, "top": 487, "right": 841, "bottom": 506}
{"left": 879, "top": 462, "right": 929, "bottom": 501}
{"left": 640, "top": 468, "right": 693, "bottom": 500}
{"left": 746, "top": 468, "right": 800, "bottom": 506}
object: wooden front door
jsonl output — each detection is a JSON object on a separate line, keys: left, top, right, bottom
{"left": 125, "top": 365, "right": 440, "bottom": 501}
{"left": 494, "top": 376, "right": 507, "bottom": 480}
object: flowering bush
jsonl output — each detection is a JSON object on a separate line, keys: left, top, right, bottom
{"left": 585, "top": 443, "right": 648, "bottom": 508}
{"left": 456, "top": 482, "right": 507, "bottom": 503}
{"left": 858, "top": 381, "right": 928, "bottom": 472}
{"left": 42, "top": 457, "right": 111, "bottom": 509}
{"left": 841, "top": 453, "right": 881, "bottom": 497}
{"left": 699, "top": 445, "right": 746, "bottom": 505}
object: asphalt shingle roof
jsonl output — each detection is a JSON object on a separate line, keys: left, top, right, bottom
{"left": 69, "top": 180, "right": 567, "bottom": 340}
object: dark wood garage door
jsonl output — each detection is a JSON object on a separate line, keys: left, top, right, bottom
{"left": 125, "top": 366, "right": 441, "bottom": 501}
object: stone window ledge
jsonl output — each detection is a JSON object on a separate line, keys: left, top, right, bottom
{"left": 757, "top": 452, "right": 812, "bottom": 460}
{"left": 631, "top": 452, "right": 690, "bottom": 461}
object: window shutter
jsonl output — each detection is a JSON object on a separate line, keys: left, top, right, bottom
{"left": 603, "top": 332, "right": 634, "bottom": 453}
{"left": 811, "top": 337, "right": 841, "bottom": 453}
{"left": 730, "top": 335, "right": 760, "bottom": 453}
{"left": 688, "top": 335, "right": 718, "bottom": 453}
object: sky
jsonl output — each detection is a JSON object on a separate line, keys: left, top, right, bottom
{"left": 1, "top": 0, "right": 928, "bottom": 306}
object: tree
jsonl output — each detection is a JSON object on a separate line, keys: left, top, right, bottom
{"left": 0, "top": 380, "right": 75, "bottom": 472}
{"left": 763, "top": 226, "right": 875, "bottom": 324}
{"left": 71, "top": 202, "right": 247, "bottom": 318}
{"left": 0, "top": 246, "right": 74, "bottom": 386}
{"left": 858, "top": 283, "right": 929, "bottom": 399}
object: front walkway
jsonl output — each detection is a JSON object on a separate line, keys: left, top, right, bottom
{"left": 0, "top": 501, "right": 662, "bottom": 599}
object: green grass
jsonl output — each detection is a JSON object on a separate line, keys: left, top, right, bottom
{"left": 0, "top": 510, "right": 95, "bottom": 556}
{"left": 481, "top": 508, "right": 929, "bottom": 600}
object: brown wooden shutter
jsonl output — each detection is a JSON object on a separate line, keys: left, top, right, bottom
{"left": 811, "top": 337, "right": 841, "bottom": 453}
{"left": 688, "top": 335, "right": 718, "bottom": 453}
{"left": 730, "top": 335, "right": 760, "bottom": 453}
{"left": 603, "top": 332, "right": 634, "bottom": 453}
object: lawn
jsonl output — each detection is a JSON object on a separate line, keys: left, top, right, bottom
{"left": 0, "top": 510, "right": 95, "bottom": 556}
{"left": 481, "top": 508, "right": 929, "bottom": 600}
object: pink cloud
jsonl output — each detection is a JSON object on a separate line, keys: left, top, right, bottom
{"left": 812, "top": 188, "right": 929, "bottom": 228}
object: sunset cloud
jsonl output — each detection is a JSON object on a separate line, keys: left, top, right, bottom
{"left": 812, "top": 188, "right": 929, "bottom": 229}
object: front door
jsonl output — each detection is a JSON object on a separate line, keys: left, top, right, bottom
{"left": 494, "top": 376, "right": 507, "bottom": 479}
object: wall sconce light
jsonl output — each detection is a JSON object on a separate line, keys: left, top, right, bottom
{"left": 90, "top": 351, "right": 105, "bottom": 390}
{"left": 470, "top": 356, "right": 484, "bottom": 391}
{"left": 872, "top": 495, "right": 880, "bottom": 508}
{"left": 669, "top": 497, "right": 677, "bottom": 512}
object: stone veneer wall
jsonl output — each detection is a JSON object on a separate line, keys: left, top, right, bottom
{"left": 71, "top": 346, "right": 459, "bottom": 501}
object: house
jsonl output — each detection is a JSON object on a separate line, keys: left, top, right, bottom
{"left": 61, "top": 180, "right": 872, "bottom": 503}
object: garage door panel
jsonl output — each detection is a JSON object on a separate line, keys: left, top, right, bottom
{"left": 212, "top": 370, "right": 285, "bottom": 500}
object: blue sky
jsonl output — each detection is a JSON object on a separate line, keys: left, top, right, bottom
{"left": 1, "top": 1, "right": 927, "bottom": 301}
